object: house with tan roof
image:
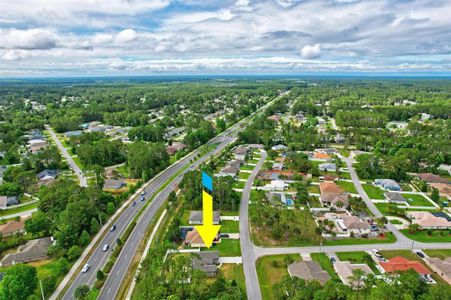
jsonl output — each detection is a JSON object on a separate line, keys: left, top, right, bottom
{"left": 184, "top": 228, "right": 219, "bottom": 248}
{"left": 287, "top": 261, "right": 330, "bottom": 285}
{"left": 407, "top": 211, "right": 451, "bottom": 229}
{"left": 337, "top": 215, "right": 371, "bottom": 235}
{"left": 319, "top": 182, "right": 342, "bottom": 194}
{"left": 413, "top": 173, "right": 450, "bottom": 184}
{"left": 320, "top": 193, "right": 349, "bottom": 210}
{"left": 334, "top": 261, "right": 373, "bottom": 287}
{"left": 0, "top": 220, "right": 25, "bottom": 237}
{"left": 429, "top": 183, "right": 451, "bottom": 198}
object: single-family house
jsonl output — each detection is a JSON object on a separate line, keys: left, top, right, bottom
{"left": 429, "top": 183, "right": 451, "bottom": 198}
{"left": 0, "top": 237, "right": 51, "bottom": 266}
{"left": 320, "top": 193, "right": 349, "bottom": 210}
{"left": 103, "top": 179, "right": 126, "bottom": 190}
{"left": 265, "top": 180, "right": 288, "bottom": 191}
{"left": 374, "top": 179, "right": 401, "bottom": 191}
{"left": 319, "top": 182, "right": 342, "bottom": 194}
{"left": 413, "top": 173, "right": 450, "bottom": 184}
{"left": 407, "top": 211, "right": 451, "bottom": 229}
{"left": 384, "top": 192, "right": 407, "bottom": 204}
{"left": 184, "top": 228, "right": 219, "bottom": 248}
{"left": 64, "top": 130, "right": 82, "bottom": 138}
{"left": 426, "top": 257, "right": 451, "bottom": 285}
{"left": 228, "top": 160, "right": 245, "bottom": 168}
{"left": 334, "top": 261, "right": 373, "bottom": 287}
{"left": 216, "top": 166, "right": 239, "bottom": 178}
{"left": 288, "top": 261, "right": 330, "bottom": 285}
{"left": 37, "top": 169, "right": 58, "bottom": 181}
{"left": 257, "top": 171, "right": 280, "bottom": 181}
{"left": 312, "top": 152, "right": 331, "bottom": 161}
{"left": 319, "top": 163, "right": 337, "bottom": 172}
{"left": 0, "top": 220, "right": 25, "bottom": 237}
{"left": 188, "top": 211, "right": 220, "bottom": 225}
{"left": 271, "top": 144, "right": 288, "bottom": 151}
{"left": 232, "top": 147, "right": 248, "bottom": 161}
{"left": 0, "top": 196, "right": 19, "bottom": 209}
{"left": 380, "top": 256, "right": 430, "bottom": 275}
{"left": 192, "top": 251, "right": 220, "bottom": 277}
{"left": 338, "top": 215, "right": 371, "bottom": 235}
{"left": 321, "top": 174, "right": 339, "bottom": 182}
{"left": 166, "top": 142, "right": 187, "bottom": 155}
{"left": 267, "top": 115, "right": 281, "bottom": 122}
{"left": 27, "top": 139, "right": 47, "bottom": 153}
{"left": 272, "top": 162, "right": 284, "bottom": 171}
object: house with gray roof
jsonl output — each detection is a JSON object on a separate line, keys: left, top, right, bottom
{"left": 1, "top": 237, "right": 51, "bottom": 267}
{"left": 374, "top": 179, "right": 401, "bottom": 191}
{"left": 384, "top": 192, "right": 407, "bottom": 204}
{"left": 188, "top": 211, "right": 220, "bottom": 225}
{"left": 103, "top": 179, "right": 126, "bottom": 190}
{"left": 288, "top": 261, "right": 330, "bottom": 285}
{"left": 0, "top": 196, "right": 19, "bottom": 209}
{"left": 192, "top": 251, "right": 220, "bottom": 277}
{"left": 319, "top": 163, "right": 337, "bottom": 172}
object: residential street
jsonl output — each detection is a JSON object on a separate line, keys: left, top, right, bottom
{"left": 239, "top": 149, "right": 267, "bottom": 300}
{"left": 45, "top": 125, "right": 88, "bottom": 187}
{"left": 237, "top": 153, "right": 450, "bottom": 300}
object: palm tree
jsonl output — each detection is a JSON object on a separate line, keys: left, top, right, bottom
{"left": 349, "top": 268, "right": 366, "bottom": 299}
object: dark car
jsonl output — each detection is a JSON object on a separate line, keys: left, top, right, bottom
{"left": 330, "top": 257, "right": 336, "bottom": 263}
{"left": 220, "top": 233, "right": 229, "bottom": 238}
{"left": 132, "top": 201, "right": 136, "bottom": 206}
{"left": 416, "top": 251, "right": 425, "bottom": 258}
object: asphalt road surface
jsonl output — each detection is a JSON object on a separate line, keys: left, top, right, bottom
{"left": 239, "top": 150, "right": 267, "bottom": 300}
{"left": 45, "top": 125, "right": 88, "bottom": 187}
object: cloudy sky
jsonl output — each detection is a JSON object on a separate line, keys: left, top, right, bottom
{"left": 1, "top": 0, "right": 450, "bottom": 77}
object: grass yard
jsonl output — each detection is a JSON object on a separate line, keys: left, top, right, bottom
{"left": 241, "top": 164, "right": 255, "bottom": 171}
{"left": 180, "top": 210, "right": 191, "bottom": 225}
{"left": 401, "top": 193, "right": 434, "bottom": 207}
{"left": 256, "top": 254, "right": 301, "bottom": 300}
{"left": 0, "top": 202, "right": 37, "bottom": 217}
{"left": 362, "top": 184, "right": 385, "bottom": 199}
{"left": 401, "top": 229, "right": 451, "bottom": 243}
{"left": 310, "top": 253, "right": 339, "bottom": 281}
{"left": 423, "top": 249, "right": 451, "bottom": 260}
{"left": 238, "top": 172, "right": 251, "bottom": 180}
{"left": 233, "top": 181, "right": 246, "bottom": 189}
{"left": 248, "top": 159, "right": 260, "bottom": 164}
{"left": 116, "top": 164, "right": 130, "bottom": 178}
{"left": 219, "top": 263, "right": 246, "bottom": 295}
{"left": 308, "top": 196, "right": 322, "bottom": 208}
{"left": 339, "top": 172, "right": 351, "bottom": 180}
{"left": 337, "top": 181, "right": 357, "bottom": 194}
{"left": 336, "top": 251, "right": 380, "bottom": 274}
{"left": 220, "top": 220, "right": 240, "bottom": 233}
{"left": 323, "top": 232, "right": 396, "bottom": 246}
{"left": 71, "top": 156, "right": 85, "bottom": 171}
{"left": 204, "top": 239, "right": 241, "bottom": 256}
{"left": 308, "top": 185, "right": 320, "bottom": 194}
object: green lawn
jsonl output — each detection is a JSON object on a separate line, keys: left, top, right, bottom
{"left": 323, "top": 232, "right": 396, "bottom": 246}
{"left": 220, "top": 220, "right": 239, "bottom": 233}
{"left": 0, "top": 202, "right": 38, "bottom": 217}
{"left": 308, "top": 185, "right": 320, "bottom": 194}
{"left": 310, "top": 253, "right": 339, "bottom": 281}
{"left": 256, "top": 254, "right": 301, "bottom": 300}
{"left": 248, "top": 159, "right": 260, "bottom": 164}
{"left": 204, "top": 239, "right": 241, "bottom": 256}
{"left": 233, "top": 181, "right": 246, "bottom": 189}
{"left": 423, "top": 249, "right": 451, "bottom": 260}
{"left": 337, "top": 181, "right": 357, "bottom": 194}
{"left": 240, "top": 165, "right": 255, "bottom": 171}
{"left": 117, "top": 164, "right": 130, "bottom": 178}
{"left": 401, "top": 193, "right": 434, "bottom": 207}
{"left": 335, "top": 251, "right": 380, "bottom": 274}
{"left": 219, "top": 263, "right": 246, "bottom": 295}
{"left": 339, "top": 172, "right": 351, "bottom": 180}
{"left": 238, "top": 172, "right": 251, "bottom": 180}
{"left": 362, "top": 184, "right": 385, "bottom": 199}
{"left": 71, "top": 156, "right": 85, "bottom": 171}
{"left": 308, "top": 196, "right": 322, "bottom": 208}
{"left": 401, "top": 229, "right": 451, "bottom": 243}
{"left": 180, "top": 210, "right": 191, "bottom": 225}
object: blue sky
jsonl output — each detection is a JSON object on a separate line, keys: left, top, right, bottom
{"left": 1, "top": 0, "right": 450, "bottom": 77}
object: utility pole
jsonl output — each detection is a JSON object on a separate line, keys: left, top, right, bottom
{"left": 39, "top": 279, "right": 45, "bottom": 300}
{"left": 411, "top": 239, "right": 415, "bottom": 251}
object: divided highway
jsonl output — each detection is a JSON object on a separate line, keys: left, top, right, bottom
{"left": 57, "top": 96, "right": 278, "bottom": 300}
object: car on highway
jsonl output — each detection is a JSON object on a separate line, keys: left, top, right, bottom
{"left": 81, "top": 264, "right": 90, "bottom": 273}
{"left": 416, "top": 251, "right": 425, "bottom": 258}
{"left": 140, "top": 196, "right": 145, "bottom": 202}
{"left": 132, "top": 201, "right": 136, "bottom": 206}
{"left": 110, "top": 224, "right": 116, "bottom": 232}
{"left": 140, "top": 191, "right": 146, "bottom": 196}
{"left": 103, "top": 244, "right": 109, "bottom": 252}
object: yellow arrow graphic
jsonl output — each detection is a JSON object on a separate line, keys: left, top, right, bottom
{"left": 195, "top": 190, "right": 221, "bottom": 248}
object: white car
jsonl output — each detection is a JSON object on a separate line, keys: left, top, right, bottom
{"left": 103, "top": 244, "right": 109, "bottom": 252}
{"left": 140, "top": 191, "right": 146, "bottom": 196}
{"left": 81, "top": 264, "right": 90, "bottom": 273}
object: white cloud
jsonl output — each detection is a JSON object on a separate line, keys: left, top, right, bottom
{"left": 114, "top": 29, "right": 138, "bottom": 44}
{"left": 0, "top": 28, "right": 58, "bottom": 49}
{"left": 300, "top": 44, "right": 321, "bottom": 59}
{"left": 91, "top": 33, "right": 114, "bottom": 45}
{"left": 1, "top": 50, "right": 30, "bottom": 61}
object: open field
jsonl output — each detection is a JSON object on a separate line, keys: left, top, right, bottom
{"left": 337, "top": 181, "right": 357, "bottom": 193}
{"left": 219, "top": 263, "right": 246, "bottom": 296}
{"left": 362, "top": 184, "right": 385, "bottom": 199}
{"left": 423, "top": 249, "right": 451, "bottom": 260}
{"left": 401, "top": 193, "right": 434, "bottom": 207}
